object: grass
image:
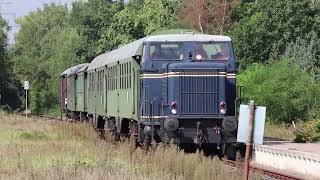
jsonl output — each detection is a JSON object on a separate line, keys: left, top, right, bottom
{"left": 0, "top": 111, "right": 260, "bottom": 180}
{"left": 264, "top": 121, "right": 297, "bottom": 141}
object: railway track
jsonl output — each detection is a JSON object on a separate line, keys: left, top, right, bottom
{"left": 28, "top": 114, "right": 303, "bottom": 180}
{"left": 223, "top": 159, "right": 302, "bottom": 180}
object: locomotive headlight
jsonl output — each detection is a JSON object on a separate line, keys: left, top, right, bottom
{"left": 220, "top": 101, "right": 227, "bottom": 115}
{"left": 220, "top": 109, "right": 227, "bottom": 115}
{"left": 171, "top": 101, "right": 177, "bottom": 115}
{"left": 196, "top": 55, "right": 202, "bottom": 60}
{"left": 171, "top": 109, "right": 177, "bottom": 115}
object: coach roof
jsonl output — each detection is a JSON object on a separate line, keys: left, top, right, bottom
{"left": 87, "top": 38, "right": 146, "bottom": 71}
{"left": 60, "top": 63, "right": 89, "bottom": 77}
{"left": 87, "top": 33, "right": 231, "bottom": 71}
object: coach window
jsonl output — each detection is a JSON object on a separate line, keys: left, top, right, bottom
{"left": 100, "top": 71, "right": 102, "bottom": 91}
{"left": 98, "top": 71, "right": 100, "bottom": 92}
{"left": 125, "top": 63, "right": 128, "bottom": 89}
{"left": 120, "top": 64, "right": 122, "bottom": 89}
{"left": 122, "top": 64, "right": 124, "bottom": 89}
{"left": 107, "top": 68, "right": 110, "bottom": 90}
{"left": 128, "top": 62, "right": 131, "bottom": 89}
{"left": 149, "top": 43, "right": 184, "bottom": 61}
{"left": 90, "top": 73, "right": 93, "bottom": 92}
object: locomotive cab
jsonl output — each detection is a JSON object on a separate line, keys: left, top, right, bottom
{"left": 139, "top": 33, "right": 238, "bottom": 158}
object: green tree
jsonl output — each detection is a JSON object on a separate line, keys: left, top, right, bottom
{"left": 231, "top": 0, "right": 320, "bottom": 69}
{"left": 97, "top": 1, "right": 145, "bottom": 53}
{"left": 70, "top": 0, "right": 124, "bottom": 62}
{"left": 0, "top": 17, "right": 19, "bottom": 109}
{"left": 96, "top": 0, "right": 182, "bottom": 53}
{"left": 238, "top": 59, "right": 320, "bottom": 122}
{"left": 13, "top": 5, "right": 82, "bottom": 114}
{"left": 140, "top": 0, "right": 181, "bottom": 35}
{"left": 284, "top": 31, "right": 320, "bottom": 79}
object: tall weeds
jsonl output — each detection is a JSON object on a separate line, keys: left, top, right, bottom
{"left": 0, "top": 112, "right": 259, "bottom": 180}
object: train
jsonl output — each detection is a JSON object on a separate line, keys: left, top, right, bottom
{"left": 60, "top": 29, "right": 242, "bottom": 160}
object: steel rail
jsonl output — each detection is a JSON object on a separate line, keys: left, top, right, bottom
{"left": 222, "top": 158, "right": 303, "bottom": 180}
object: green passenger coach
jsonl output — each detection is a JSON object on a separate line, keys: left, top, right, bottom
{"left": 84, "top": 38, "right": 144, "bottom": 128}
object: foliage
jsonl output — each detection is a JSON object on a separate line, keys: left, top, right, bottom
{"left": 231, "top": 0, "right": 320, "bottom": 69}
{"left": 238, "top": 59, "right": 320, "bottom": 123}
{"left": 71, "top": 0, "right": 181, "bottom": 61}
{"left": 97, "top": 1, "right": 145, "bottom": 54}
{"left": 284, "top": 31, "right": 320, "bottom": 79}
{"left": 140, "top": 0, "right": 181, "bottom": 35}
{"left": 98, "top": 0, "right": 181, "bottom": 53}
{"left": 299, "top": 119, "right": 320, "bottom": 142}
{"left": 264, "top": 121, "right": 295, "bottom": 140}
{"left": 178, "top": 0, "right": 239, "bottom": 34}
{"left": 12, "top": 5, "right": 82, "bottom": 114}
{"left": 0, "top": 17, "right": 20, "bottom": 108}
{"left": 70, "top": 0, "right": 125, "bottom": 62}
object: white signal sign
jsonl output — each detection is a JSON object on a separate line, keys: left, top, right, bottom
{"left": 24, "top": 81, "right": 29, "bottom": 90}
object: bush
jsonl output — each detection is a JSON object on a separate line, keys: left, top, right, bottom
{"left": 238, "top": 59, "right": 320, "bottom": 123}
{"left": 301, "top": 119, "right": 320, "bottom": 142}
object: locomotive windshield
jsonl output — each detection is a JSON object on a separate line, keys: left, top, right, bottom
{"left": 149, "top": 43, "right": 184, "bottom": 61}
{"left": 196, "top": 42, "right": 231, "bottom": 61}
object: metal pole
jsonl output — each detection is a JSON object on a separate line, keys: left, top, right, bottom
{"left": 243, "top": 100, "right": 255, "bottom": 180}
{"left": 25, "top": 89, "right": 28, "bottom": 119}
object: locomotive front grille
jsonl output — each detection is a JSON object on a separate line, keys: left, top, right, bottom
{"left": 179, "top": 72, "right": 220, "bottom": 115}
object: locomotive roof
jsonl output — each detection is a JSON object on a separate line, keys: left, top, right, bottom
{"left": 87, "top": 33, "right": 231, "bottom": 71}
{"left": 144, "top": 34, "right": 231, "bottom": 42}
{"left": 60, "top": 63, "right": 89, "bottom": 77}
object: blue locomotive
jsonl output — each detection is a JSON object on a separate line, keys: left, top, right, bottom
{"left": 60, "top": 30, "right": 240, "bottom": 159}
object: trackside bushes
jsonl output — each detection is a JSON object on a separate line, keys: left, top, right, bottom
{"left": 238, "top": 59, "right": 320, "bottom": 123}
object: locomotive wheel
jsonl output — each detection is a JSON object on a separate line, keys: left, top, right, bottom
{"left": 225, "top": 144, "right": 237, "bottom": 161}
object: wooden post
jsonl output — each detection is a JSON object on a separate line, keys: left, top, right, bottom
{"left": 244, "top": 100, "right": 255, "bottom": 180}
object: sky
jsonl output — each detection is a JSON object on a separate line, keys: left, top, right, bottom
{"left": 0, "top": 0, "right": 75, "bottom": 44}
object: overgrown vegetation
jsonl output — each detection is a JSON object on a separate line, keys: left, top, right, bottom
{"left": 300, "top": 119, "right": 320, "bottom": 142}
{"left": 0, "top": 112, "right": 260, "bottom": 180}
{"left": 264, "top": 122, "right": 296, "bottom": 141}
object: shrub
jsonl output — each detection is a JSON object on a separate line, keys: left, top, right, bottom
{"left": 301, "top": 119, "right": 320, "bottom": 142}
{"left": 238, "top": 59, "right": 320, "bottom": 123}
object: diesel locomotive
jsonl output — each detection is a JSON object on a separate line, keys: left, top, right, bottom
{"left": 60, "top": 30, "right": 241, "bottom": 159}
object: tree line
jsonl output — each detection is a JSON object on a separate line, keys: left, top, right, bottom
{"left": 0, "top": 0, "right": 320, "bottom": 123}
